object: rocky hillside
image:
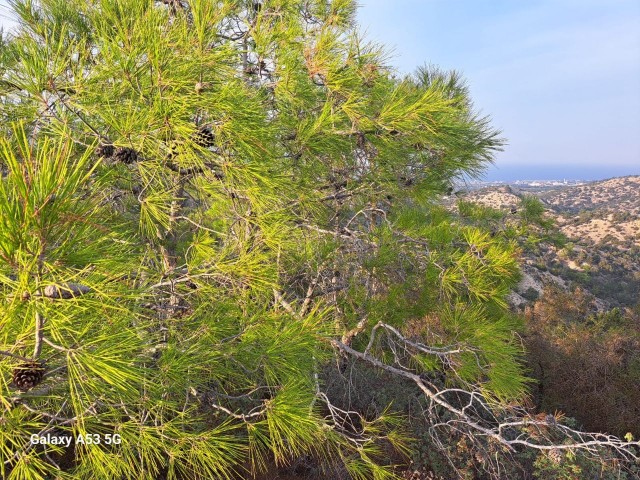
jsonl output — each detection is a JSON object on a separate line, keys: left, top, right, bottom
{"left": 544, "top": 176, "right": 640, "bottom": 247}
{"left": 463, "top": 185, "right": 522, "bottom": 210}
{"left": 543, "top": 176, "right": 640, "bottom": 215}
{"left": 458, "top": 176, "right": 640, "bottom": 309}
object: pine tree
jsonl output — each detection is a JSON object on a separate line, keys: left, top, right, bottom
{"left": 0, "top": 1, "right": 637, "bottom": 479}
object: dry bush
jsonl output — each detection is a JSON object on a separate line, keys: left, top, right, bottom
{"left": 524, "top": 287, "right": 640, "bottom": 437}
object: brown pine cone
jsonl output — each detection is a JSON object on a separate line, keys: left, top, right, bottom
{"left": 192, "top": 126, "right": 215, "bottom": 148}
{"left": 12, "top": 361, "right": 46, "bottom": 391}
{"left": 95, "top": 143, "right": 115, "bottom": 158}
{"left": 113, "top": 147, "right": 139, "bottom": 164}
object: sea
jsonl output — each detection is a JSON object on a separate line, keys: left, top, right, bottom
{"left": 482, "top": 164, "right": 639, "bottom": 182}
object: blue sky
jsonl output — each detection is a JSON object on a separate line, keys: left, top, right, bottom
{"left": 1, "top": 1, "right": 638, "bottom": 180}
{"left": 357, "top": 0, "right": 640, "bottom": 180}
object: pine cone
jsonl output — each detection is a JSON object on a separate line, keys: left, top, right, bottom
{"left": 113, "top": 147, "right": 139, "bottom": 164}
{"left": 95, "top": 143, "right": 115, "bottom": 158}
{"left": 192, "top": 126, "right": 215, "bottom": 148}
{"left": 12, "top": 361, "right": 46, "bottom": 391}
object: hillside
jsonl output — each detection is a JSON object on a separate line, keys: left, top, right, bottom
{"left": 544, "top": 176, "right": 640, "bottom": 247}
{"left": 543, "top": 176, "right": 640, "bottom": 215}
{"left": 458, "top": 176, "right": 640, "bottom": 309}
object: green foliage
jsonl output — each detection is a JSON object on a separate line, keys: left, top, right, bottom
{"left": 549, "top": 242, "right": 640, "bottom": 308}
{"left": 519, "top": 196, "right": 546, "bottom": 223}
{"left": 0, "top": 1, "right": 541, "bottom": 478}
{"left": 457, "top": 200, "right": 505, "bottom": 222}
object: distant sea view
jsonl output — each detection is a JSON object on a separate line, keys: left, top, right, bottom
{"left": 483, "top": 164, "right": 639, "bottom": 182}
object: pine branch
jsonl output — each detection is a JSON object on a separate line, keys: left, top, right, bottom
{"left": 33, "top": 311, "right": 44, "bottom": 359}
{"left": 332, "top": 334, "right": 640, "bottom": 462}
{"left": 0, "top": 350, "right": 32, "bottom": 362}
{"left": 41, "top": 283, "right": 92, "bottom": 299}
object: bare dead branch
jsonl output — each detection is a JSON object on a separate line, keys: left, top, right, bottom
{"left": 209, "top": 401, "right": 268, "bottom": 421}
{"left": 331, "top": 337, "right": 640, "bottom": 461}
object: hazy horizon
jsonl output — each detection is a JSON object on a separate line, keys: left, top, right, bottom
{"left": 482, "top": 163, "right": 639, "bottom": 182}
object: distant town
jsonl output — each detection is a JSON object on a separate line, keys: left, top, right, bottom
{"left": 463, "top": 178, "right": 589, "bottom": 192}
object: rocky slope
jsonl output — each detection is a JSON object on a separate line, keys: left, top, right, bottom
{"left": 459, "top": 176, "right": 640, "bottom": 309}
{"left": 544, "top": 176, "right": 640, "bottom": 247}
{"left": 543, "top": 176, "right": 640, "bottom": 215}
